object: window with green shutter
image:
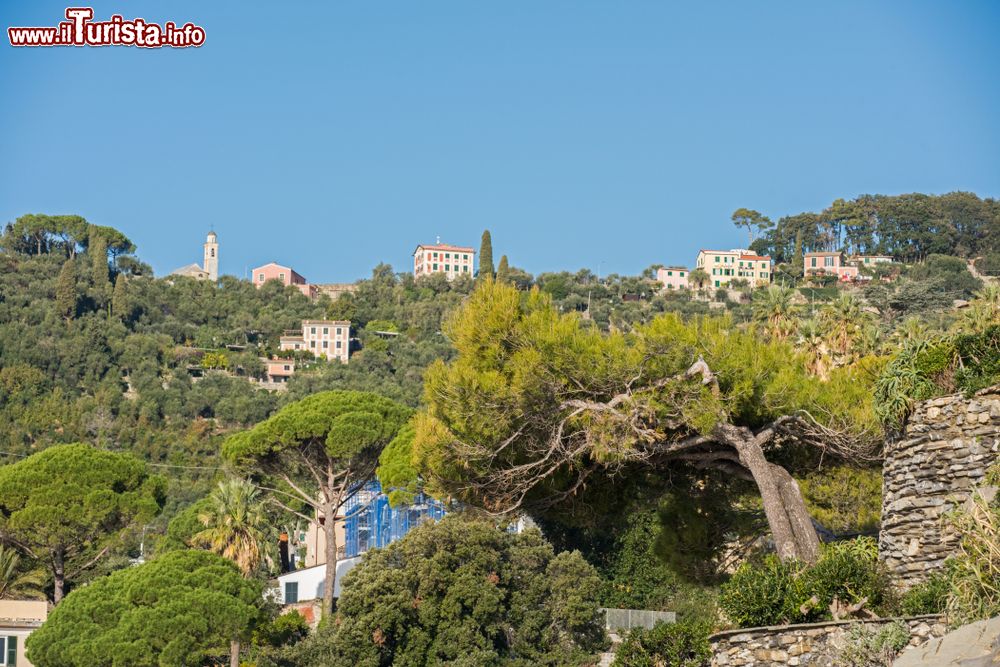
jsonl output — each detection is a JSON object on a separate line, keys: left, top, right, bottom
{"left": 285, "top": 581, "right": 299, "bottom": 604}
{"left": 2, "top": 635, "right": 15, "bottom": 666}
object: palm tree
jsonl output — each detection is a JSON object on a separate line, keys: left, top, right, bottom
{"left": 752, "top": 284, "right": 796, "bottom": 339}
{"left": 193, "top": 479, "right": 272, "bottom": 578}
{"left": 959, "top": 284, "right": 1000, "bottom": 332}
{"left": 193, "top": 479, "right": 274, "bottom": 667}
{"left": 0, "top": 545, "right": 45, "bottom": 600}
{"left": 822, "top": 293, "right": 867, "bottom": 357}
{"left": 796, "top": 319, "right": 828, "bottom": 378}
{"left": 893, "top": 316, "right": 932, "bottom": 346}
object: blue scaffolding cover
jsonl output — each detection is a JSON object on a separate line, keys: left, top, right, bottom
{"left": 342, "top": 480, "right": 447, "bottom": 559}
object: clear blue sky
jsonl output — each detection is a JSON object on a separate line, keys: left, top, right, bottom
{"left": 2, "top": 1, "right": 998, "bottom": 282}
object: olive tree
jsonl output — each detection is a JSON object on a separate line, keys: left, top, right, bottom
{"left": 223, "top": 390, "right": 411, "bottom": 616}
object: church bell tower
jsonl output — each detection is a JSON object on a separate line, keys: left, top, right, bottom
{"left": 203, "top": 231, "right": 218, "bottom": 282}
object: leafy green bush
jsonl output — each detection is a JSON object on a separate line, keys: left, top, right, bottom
{"left": 286, "top": 517, "right": 608, "bottom": 666}
{"left": 801, "top": 538, "right": 889, "bottom": 618}
{"left": 718, "top": 555, "right": 805, "bottom": 627}
{"left": 252, "top": 610, "right": 310, "bottom": 648}
{"left": 719, "top": 538, "right": 891, "bottom": 628}
{"left": 899, "top": 573, "right": 949, "bottom": 616}
{"left": 611, "top": 621, "right": 711, "bottom": 667}
{"left": 839, "top": 621, "right": 910, "bottom": 667}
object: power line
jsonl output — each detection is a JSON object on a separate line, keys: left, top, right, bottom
{"left": 0, "top": 450, "right": 223, "bottom": 471}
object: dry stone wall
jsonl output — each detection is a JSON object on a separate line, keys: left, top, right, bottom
{"left": 879, "top": 386, "right": 1000, "bottom": 588}
{"left": 709, "top": 616, "right": 946, "bottom": 667}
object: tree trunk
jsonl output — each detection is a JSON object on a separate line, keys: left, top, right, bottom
{"left": 322, "top": 503, "right": 338, "bottom": 618}
{"left": 230, "top": 639, "right": 240, "bottom": 667}
{"left": 770, "top": 462, "right": 821, "bottom": 563}
{"left": 53, "top": 550, "right": 65, "bottom": 603}
{"left": 723, "top": 426, "right": 821, "bottom": 564}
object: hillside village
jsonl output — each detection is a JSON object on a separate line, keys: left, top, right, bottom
{"left": 0, "top": 193, "right": 999, "bottom": 667}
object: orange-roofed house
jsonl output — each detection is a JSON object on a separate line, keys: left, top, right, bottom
{"left": 413, "top": 242, "right": 475, "bottom": 281}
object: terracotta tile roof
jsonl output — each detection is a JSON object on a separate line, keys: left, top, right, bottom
{"left": 414, "top": 243, "right": 475, "bottom": 254}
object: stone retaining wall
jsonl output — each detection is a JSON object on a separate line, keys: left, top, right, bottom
{"left": 879, "top": 386, "right": 1000, "bottom": 588}
{"left": 709, "top": 616, "right": 946, "bottom": 666}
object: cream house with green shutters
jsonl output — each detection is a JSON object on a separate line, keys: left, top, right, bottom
{"left": 0, "top": 600, "right": 47, "bottom": 667}
{"left": 695, "top": 249, "right": 772, "bottom": 287}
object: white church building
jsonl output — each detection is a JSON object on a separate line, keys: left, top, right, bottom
{"left": 170, "top": 231, "right": 219, "bottom": 281}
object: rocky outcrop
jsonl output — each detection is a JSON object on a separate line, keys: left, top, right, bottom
{"left": 879, "top": 387, "right": 1000, "bottom": 588}
{"left": 709, "top": 616, "right": 946, "bottom": 666}
{"left": 893, "top": 616, "right": 1000, "bottom": 667}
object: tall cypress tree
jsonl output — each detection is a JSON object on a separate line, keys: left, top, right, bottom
{"left": 496, "top": 255, "right": 510, "bottom": 284}
{"left": 55, "top": 259, "right": 78, "bottom": 320}
{"left": 478, "top": 230, "right": 494, "bottom": 281}
{"left": 111, "top": 273, "right": 129, "bottom": 321}
{"left": 90, "top": 233, "right": 109, "bottom": 288}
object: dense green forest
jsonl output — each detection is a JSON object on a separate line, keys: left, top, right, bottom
{"left": 3, "top": 206, "right": 1000, "bottom": 665}
{"left": 0, "top": 210, "right": 995, "bottom": 546}
{"left": 745, "top": 192, "right": 1000, "bottom": 266}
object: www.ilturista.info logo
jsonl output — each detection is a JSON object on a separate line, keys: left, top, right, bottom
{"left": 8, "top": 8, "right": 205, "bottom": 48}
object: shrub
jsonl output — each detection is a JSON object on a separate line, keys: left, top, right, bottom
{"left": 800, "top": 538, "right": 889, "bottom": 618}
{"left": 719, "top": 538, "right": 892, "bottom": 628}
{"left": 252, "top": 610, "right": 310, "bottom": 648}
{"left": 611, "top": 621, "right": 711, "bottom": 667}
{"left": 718, "top": 555, "right": 805, "bottom": 627}
{"left": 286, "top": 516, "right": 608, "bottom": 666}
{"left": 839, "top": 621, "right": 910, "bottom": 667}
{"left": 899, "top": 573, "right": 949, "bottom": 616}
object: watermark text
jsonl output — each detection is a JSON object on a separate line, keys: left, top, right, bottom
{"left": 8, "top": 8, "right": 205, "bottom": 48}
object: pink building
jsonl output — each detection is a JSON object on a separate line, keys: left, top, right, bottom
{"left": 252, "top": 262, "right": 316, "bottom": 298}
{"left": 280, "top": 320, "right": 350, "bottom": 363}
{"left": 264, "top": 358, "right": 296, "bottom": 383}
{"left": 656, "top": 267, "right": 690, "bottom": 290}
{"left": 413, "top": 243, "right": 475, "bottom": 280}
{"left": 804, "top": 252, "right": 859, "bottom": 281}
